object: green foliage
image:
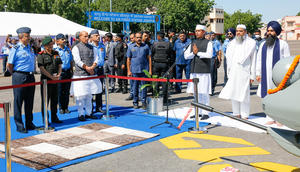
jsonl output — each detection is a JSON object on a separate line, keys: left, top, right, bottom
{"left": 155, "top": 0, "right": 215, "bottom": 33}
{"left": 1, "top": 0, "right": 214, "bottom": 33}
{"left": 297, "top": 12, "right": 300, "bottom": 16}
{"left": 140, "top": 70, "right": 161, "bottom": 98}
{"left": 224, "top": 10, "right": 263, "bottom": 34}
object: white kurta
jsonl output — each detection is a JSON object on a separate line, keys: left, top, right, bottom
{"left": 256, "top": 40, "right": 290, "bottom": 97}
{"left": 184, "top": 41, "right": 213, "bottom": 94}
{"left": 219, "top": 36, "right": 256, "bottom": 102}
{"left": 70, "top": 45, "right": 102, "bottom": 98}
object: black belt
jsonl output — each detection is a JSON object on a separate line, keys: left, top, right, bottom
{"left": 13, "top": 71, "right": 34, "bottom": 75}
{"left": 62, "top": 68, "right": 71, "bottom": 72}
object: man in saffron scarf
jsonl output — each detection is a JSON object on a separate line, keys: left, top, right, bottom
{"left": 256, "top": 21, "right": 290, "bottom": 125}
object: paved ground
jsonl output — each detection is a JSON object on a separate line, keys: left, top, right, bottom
{"left": 0, "top": 45, "right": 299, "bottom": 171}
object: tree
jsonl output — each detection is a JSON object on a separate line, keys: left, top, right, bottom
{"left": 224, "top": 10, "right": 263, "bottom": 34}
{"left": 155, "top": 0, "right": 215, "bottom": 33}
{"left": 297, "top": 11, "right": 300, "bottom": 16}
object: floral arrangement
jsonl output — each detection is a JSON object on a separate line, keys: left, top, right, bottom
{"left": 268, "top": 55, "right": 300, "bottom": 94}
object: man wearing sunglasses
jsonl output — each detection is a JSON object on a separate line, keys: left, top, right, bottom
{"left": 222, "top": 28, "right": 236, "bottom": 84}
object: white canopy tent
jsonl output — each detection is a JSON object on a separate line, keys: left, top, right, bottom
{"left": 0, "top": 12, "right": 108, "bottom": 36}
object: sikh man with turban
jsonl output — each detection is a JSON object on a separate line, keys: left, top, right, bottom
{"left": 222, "top": 28, "right": 236, "bottom": 84}
{"left": 184, "top": 25, "right": 213, "bottom": 120}
{"left": 219, "top": 24, "right": 256, "bottom": 119}
{"left": 256, "top": 21, "right": 290, "bottom": 125}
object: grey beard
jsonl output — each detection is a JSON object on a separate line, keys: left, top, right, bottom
{"left": 265, "top": 35, "right": 276, "bottom": 47}
{"left": 236, "top": 35, "right": 245, "bottom": 44}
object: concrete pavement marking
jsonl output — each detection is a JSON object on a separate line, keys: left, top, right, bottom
{"left": 250, "top": 162, "right": 300, "bottom": 171}
{"left": 160, "top": 132, "right": 300, "bottom": 171}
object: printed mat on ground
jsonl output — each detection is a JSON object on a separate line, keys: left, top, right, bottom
{"left": 0, "top": 123, "right": 159, "bottom": 170}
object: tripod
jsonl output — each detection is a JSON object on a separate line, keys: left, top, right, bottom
{"left": 150, "top": 62, "right": 179, "bottom": 130}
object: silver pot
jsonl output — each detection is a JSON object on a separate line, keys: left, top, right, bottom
{"left": 146, "top": 97, "right": 163, "bottom": 115}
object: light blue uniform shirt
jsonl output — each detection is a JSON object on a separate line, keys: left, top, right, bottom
{"left": 54, "top": 45, "right": 73, "bottom": 70}
{"left": 8, "top": 42, "right": 35, "bottom": 72}
{"left": 173, "top": 38, "right": 191, "bottom": 65}
{"left": 127, "top": 43, "right": 151, "bottom": 73}
{"left": 212, "top": 39, "right": 221, "bottom": 58}
{"left": 222, "top": 39, "right": 231, "bottom": 57}
{"left": 91, "top": 42, "right": 106, "bottom": 67}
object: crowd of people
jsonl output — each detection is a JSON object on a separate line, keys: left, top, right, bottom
{"left": 2, "top": 19, "right": 290, "bottom": 133}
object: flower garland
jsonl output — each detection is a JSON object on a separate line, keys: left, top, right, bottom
{"left": 268, "top": 55, "right": 300, "bottom": 94}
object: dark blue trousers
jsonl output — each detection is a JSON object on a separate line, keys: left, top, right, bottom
{"left": 58, "top": 69, "right": 72, "bottom": 111}
{"left": 132, "top": 73, "right": 147, "bottom": 105}
{"left": 12, "top": 72, "right": 35, "bottom": 130}
{"left": 175, "top": 64, "right": 190, "bottom": 92}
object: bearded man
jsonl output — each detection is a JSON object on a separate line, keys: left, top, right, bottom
{"left": 256, "top": 21, "right": 290, "bottom": 125}
{"left": 219, "top": 24, "right": 256, "bottom": 119}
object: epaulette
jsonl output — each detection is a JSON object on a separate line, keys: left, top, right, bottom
{"left": 13, "top": 44, "right": 20, "bottom": 50}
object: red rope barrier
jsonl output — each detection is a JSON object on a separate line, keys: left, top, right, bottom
{"left": 0, "top": 82, "right": 42, "bottom": 90}
{"left": 0, "top": 74, "right": 192, "bottom": 91}
{"left": 0, "top": 103, "right": 3, "bottom": 108}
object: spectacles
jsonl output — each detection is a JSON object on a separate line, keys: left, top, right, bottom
{"left": 227, "top": 33, "right": 233, "bottom": 35}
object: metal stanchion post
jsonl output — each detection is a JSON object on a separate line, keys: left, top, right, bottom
{"left": 188, "top": 78, "right": 207, "bottom": 134}
{"left": 4, "top": 102, "right": 12, "bottom": 172}
{"left": 43, "top": 79, "right": 49, "bottom": 130}
{"left": 102, "top": 75, "right": 115, "bottom": 120}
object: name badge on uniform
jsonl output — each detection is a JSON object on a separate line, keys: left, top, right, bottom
{"left": 131, "top": 48, "right": 136, "bottom": 52}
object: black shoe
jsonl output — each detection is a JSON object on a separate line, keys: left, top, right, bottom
{"left": 116, "top": 88, "right": 122, "bottom": 93}
{"left": 122, "top": 89, "right": 128, "bottom": 94}
{"left": 175, "top": 90, "right": 181, "bottom": 94}
{"left": 141, "top": 104, "right": 147, "bottom": 110}
{"left": 86, "top": 114, "right": 98, "bottom": 119}
{"left": 78, "top": 116, "right": 86, "bottom": 121}
{"left": 133, "top": 104, "right": 139, "bottom": 109}
{"left": 200, "top": 115, "right": 210, "bottom": 120}
{"left": 52, "top": 119, "right": 63, "bottom": 123}
{"left": 17, "top": 127, "right": 28, "bottom": 134}
{"left": 126, "top": 95, "right": 133, "bottom": 101}
{"left": 64, "top": 109, "right": 70, "bottom": 114}
{"left": 109, "top": 88, "right": 115, "bottom": 93}
{"left": 59, "top": 109, "right": 65, "bottom": 114}
{"left": 26, "top": 124, "right": 36, "bottom": 130}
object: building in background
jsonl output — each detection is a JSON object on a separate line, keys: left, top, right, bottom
{"left": 203, "top": 7, "right": 224, "bottom": 35}
{"left": 281, "top": 16, "right": 300, "bottom": 40}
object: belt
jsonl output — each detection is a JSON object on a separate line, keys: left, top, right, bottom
{"left": 62, "top": 68, "right": 71, "bottom": 72}
{"left": 13, "top": 71, "right": 34, "bottom": 75}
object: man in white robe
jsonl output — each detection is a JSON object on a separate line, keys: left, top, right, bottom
{"left": 256, "top": 21, "right": 290, "bottom": 125}
{"left": 184, "top": 25, "right": 213, "bottom": 119}
{"left": 219, "top": 24, "right": 256, "bottom": 119}
{"left": 71, "top": 31, "right": 102, "bottom": 121}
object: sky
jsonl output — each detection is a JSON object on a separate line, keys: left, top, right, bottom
{"left": 214, "top": 0, "right": 300, "bottom": 23}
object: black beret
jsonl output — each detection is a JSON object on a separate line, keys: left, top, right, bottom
{"left": 116, "top": 33, "right": 124, "bottom": 38}
{"left": 16, "top": 27, "right": 31, "bottom": 34}
{"left": 105, "top": 33, "right": 113, "bottom": 38}
{"left": 56, "top": 33, "right": 65, "bottom": 40}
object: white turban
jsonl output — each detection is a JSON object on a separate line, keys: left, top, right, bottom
{"left": 236, "top": 24, "right": 246, "bottom": 30}
{"left": 195, "top": 25, "right": 206, "bottom": 31}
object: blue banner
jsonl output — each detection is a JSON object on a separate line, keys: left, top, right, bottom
{"left": 91, "top": 11, "right": 160, "bottom": 24}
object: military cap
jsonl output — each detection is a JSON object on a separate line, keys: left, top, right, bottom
{"left": 116, "top": 33, "right": 124, "bottom": 38}
{"left": 16, "top": 27, "right": 31, "bottom": 34}
{"left": 56, "top": 33, "right": 65, "bottom": 40}
{"left": 90, "top": 29, "right": 99, "bottom": 36}
{"left": 105, "top": 32, "right": 113, "bottom": 38}
{"left": 42, "top": 36, "right": 53, "bottom": 46}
